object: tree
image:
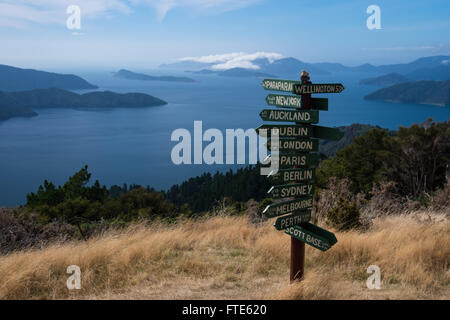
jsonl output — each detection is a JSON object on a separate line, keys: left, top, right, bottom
{"left": 382, "top": 119, "right": 449, "bottom": 197}
{"left": 317, "top": 128, "right": 392, "bottom": 195}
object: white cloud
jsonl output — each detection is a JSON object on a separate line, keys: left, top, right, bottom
{"left": 179, "top": 52, "right": 284, "bottom": 70}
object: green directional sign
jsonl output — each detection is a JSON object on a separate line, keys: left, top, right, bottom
{"left": 265, "top": 94, "right": 328, "bottom": 110}
{"left": 273, "top": 210, "right": 311, "bottom": 231}
{"left": 264, "top": 153, "right": 320, "bottom": 168}
{"left": 266, "top": 138, "right": 319, "bottom": 153}
{"left": 256, "top": 124, "right": 312, "bottom": 138}
{"left": 293, "top": 83, "right": 344, "bottom": 95}
{"left": 259, "top": 109, "right": 319, "bottom": 124}
{"left": 261, "top": 79, "right": 301, "bottom": 93}
{"left": 268, "top": 182, "right": 314, "bottom": 199}
{"left": 262, "top": 196, "right": 313, "bottom": 218}
{"left": 269, "top": 167, "right": 315, "bottom": 183}
{"left": 257, "top": 124, "right": 343, "bottom": 141}
{"left": 285, "top": 222, "right": 338, "bottom": 252}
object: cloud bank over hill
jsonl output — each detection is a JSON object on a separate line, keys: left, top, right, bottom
{"left": 179, "top": 52, "right": 284, "bottom": 70}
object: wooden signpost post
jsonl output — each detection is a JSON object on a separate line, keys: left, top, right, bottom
{"left": 259, "top": 71, "right": 344, "bottom": 282}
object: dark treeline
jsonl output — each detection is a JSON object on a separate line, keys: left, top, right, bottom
{"left": 165, "top": 166, "right": 272, "bottom": 212}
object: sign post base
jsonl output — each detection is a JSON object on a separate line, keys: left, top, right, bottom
{"left": 290, "top": 237, "right": 305, "bottom": 282}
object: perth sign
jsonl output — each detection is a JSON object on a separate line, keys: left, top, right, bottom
{"left": 273, "top": 210, "right": 311, "bottom": 231}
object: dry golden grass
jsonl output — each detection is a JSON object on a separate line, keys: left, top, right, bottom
{"left": 0, "top": 212, "right": 448, "bottom": 300}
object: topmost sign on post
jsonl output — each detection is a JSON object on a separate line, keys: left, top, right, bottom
{"left": 261, "top": 79, "right": 300, "bottom": 93}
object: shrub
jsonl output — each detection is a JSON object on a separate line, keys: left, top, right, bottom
{"left": 0, "top": 208, "right": 75, "bottom": 254}
{"left": 327, "top": 198, "right": 361, "bottom": 231}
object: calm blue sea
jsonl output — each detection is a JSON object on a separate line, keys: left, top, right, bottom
{"left": 0, "top": 71, "right": 449, "bottom": 206}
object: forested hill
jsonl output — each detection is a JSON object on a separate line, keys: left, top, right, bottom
{"left": 0, "top": 88, "right": 167, "bottom": 121}
{"left": 0, "top": 64, "right": 97, "bottom": 91}
{"left": 364, "top": 79, "right": 450, "bottom": 106}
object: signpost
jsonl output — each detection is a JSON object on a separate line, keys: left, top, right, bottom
{"left": 259, "top": 109, "right": 319, "bottom": 124}
{"left": 274, "top": 210, "right": 311, "bottom": 230}
{"left": 258, "top": 71, "right": 342, "bottom": 282}
{"left": 268, "top": 182, "right": 314, "bottom": 199}
{"left": 256, "top": 124, "right": 343, "bottom": 141}
{"left": 266, "top": 138, "right": 319, "bottom": 153}
{"left": 265, "top": 94, "right": 328, "bottom": 110}
{"left": 263, "top": 152, "right": 320, "bottom": 168}
{"left": 268, "top": 167, "right": 316, "bottom": 183}
{"left": 262, "top": 196, "right": 314, "bottom": 218}
{"left": 292, "top": 83, "right": 344, "bottom": 94}
{"left": 285, "top": 223, "right": 338, "bottom": 252}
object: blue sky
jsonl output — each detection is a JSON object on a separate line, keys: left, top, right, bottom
{"left": 0, "top": 0, "right": 449, "bottom": 69}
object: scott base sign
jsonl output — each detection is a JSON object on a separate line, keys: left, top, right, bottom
{"left": 285, "top": 222, "right": 338, "bottom": 252}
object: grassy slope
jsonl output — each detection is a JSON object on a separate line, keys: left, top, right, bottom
{"left": 0, "top": 212, "right": 448, "bottom": 300}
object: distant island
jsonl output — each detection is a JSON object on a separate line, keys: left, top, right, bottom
{"left": 114, "top": 69, "right": 195, "bottom": 83}
{"left": 359, "top": 73, "right": 411, "bottom": 86}
{"left": 0, "top": 64, "right": 97, "bottom": 91}
{"left": 187, "top": 67, "right": 276, "bottom": 78}
{"left": 0, "top": 88, "right": 167, "bottom": 121}
{"left": 364, "top": 79, "right": 450, "bottom": 107}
